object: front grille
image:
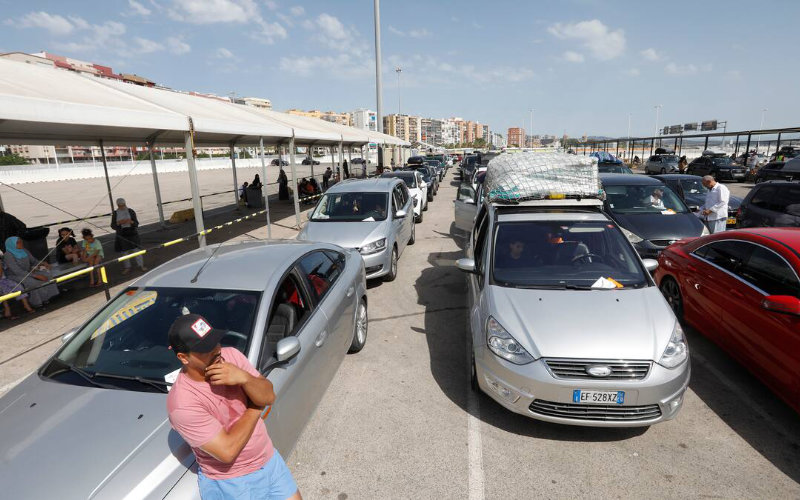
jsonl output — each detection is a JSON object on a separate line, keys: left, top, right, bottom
{"left": 650, "top": 239, "right": 678, "bottom": 247}
{"left": 544, "top": 359, "right": 651, "bottom": 380}
{"left": 529, "top": 399, "right": 662, "bottom": 422}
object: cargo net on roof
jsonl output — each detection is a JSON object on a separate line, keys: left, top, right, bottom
{"left": 485, "top": 152, "right": 601, "bottom": 203}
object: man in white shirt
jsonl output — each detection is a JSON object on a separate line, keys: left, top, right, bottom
{"left": 701, "top": 175, "right": 730, "bottom": 234}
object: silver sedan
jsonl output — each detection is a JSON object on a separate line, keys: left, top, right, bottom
{"left": 0, "top": 240, "right": 368, "bottom": 499}
{"left": 298, "top": 177, "right": 415, "bottom": 281}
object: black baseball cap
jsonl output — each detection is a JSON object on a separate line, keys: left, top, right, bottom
{"left": 168, "top": 313, "right": 226, "bottom": 353}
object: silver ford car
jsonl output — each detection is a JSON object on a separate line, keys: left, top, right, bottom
{"left": 0, "top": 240, "right": 368, "bottom": 499}
{"left": 298, "top": 178, "right": 415, "bottom": 281}
{"left": 456, "top": 199, "right": 690, "bottom": 427}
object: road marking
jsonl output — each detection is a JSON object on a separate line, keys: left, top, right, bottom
{"left": 467, "top": 344, "right": 484, "bottom": 500}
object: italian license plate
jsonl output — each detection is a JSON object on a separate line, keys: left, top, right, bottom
{"left": 573, "top": 390, "right": 625, "bottom": 405}
{"left": 727, "top": 217, "right": 737, "bottom": 225}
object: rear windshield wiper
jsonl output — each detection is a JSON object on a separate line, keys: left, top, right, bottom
{"left": 91, "top": 371, "right": 171, "bottom": 393}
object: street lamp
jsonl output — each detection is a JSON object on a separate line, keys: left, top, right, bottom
{"left": 654, "top": 104, "right": 662, "bottom": 138}
{"left": 395, "top": 66, "right": 402, "bottom": 115}
{"left": 529, "top": 108, "right": 534, "bottom": 148}
{"left": 756, "top": 108, "right": 767, "bottom": 151}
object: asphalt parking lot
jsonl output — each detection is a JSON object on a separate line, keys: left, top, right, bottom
{"left": 1, "top": 169, "right": 797, "bottom": 499}
{"left": 287, "top": 171, "right": 800, "bottom": 499}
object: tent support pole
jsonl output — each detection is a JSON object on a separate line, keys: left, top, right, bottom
{"left": 184, "top": 130, "right": 206, "bottom": 248}
{"left": 230, "top": 144, "right": 239, "bottom": 208}
{"left": 348, "top": 146, "right": 353, "bottom": 178}
{"left": 339, "top": 140, "right": 344, "bottom": 180}
{"left": 148, "top": 144, "right": 166, "bottom": 228}
{"left": 289, "top": 135, "right": 301, "bottom": 228}
{"left": 330, "top": 146, "right": 336, "bottom": 179}
{"left": 99, "top": 140, "right": 115, "bottom": 215}
{"left": 259, "top": 137, "right": 272, "bottom": 239}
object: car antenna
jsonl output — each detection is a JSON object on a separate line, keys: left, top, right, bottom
{"left": 190, "top": 241, "right": 225, "bottom": 283}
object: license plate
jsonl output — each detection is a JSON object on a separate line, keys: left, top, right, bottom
{"left": 727, "top": 217, "right": 737, "bottom": 225}
{"left": 573, "top": 390, "right": 625, "bottom": 405}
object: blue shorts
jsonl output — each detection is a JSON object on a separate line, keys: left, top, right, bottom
{"left": 198, "top": 451, "right": 298, "bottom": 500}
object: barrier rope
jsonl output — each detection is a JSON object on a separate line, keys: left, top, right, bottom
{"left": 0, "top": 209, "right": 268, "bottom": 305}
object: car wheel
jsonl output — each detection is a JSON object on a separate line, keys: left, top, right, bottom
{"left": 470, "top": 348, "right": 479, "bottom": 392}
{"left": 659, "top": 277, "right": 683, "bottom": 321}
{"left": 408, "top": 222, "right": 416, "bottom": 245}
{"left": 427, "top": 193, "right": 434, "bottom": 202}
{"left": 416, "top": 209, "right": 423, "bottom": 223}
{"left": 384, "top": 247, "right": 398, "bottom": 282}
{"left": 348, "top": 299, "right": 368, "bottom": 354}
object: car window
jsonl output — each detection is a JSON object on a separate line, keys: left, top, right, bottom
{"left": 603, "top": 184, "right": 688, "bottom": 214}
{"left": 679, "top": 178, "right": 708, "bottom": 195}
{"left": 392, "top": 186, "right": 403, "bottom": 213}
{"left": 739, "top": 246, "right": 800, "bottom": 297}
{"left": 694, "top": 240, "right": 752, "bottom": 274}
{"left": 399, "top": 183, "right": 410, "bottom": 205}
{"left": 297, "top": 251, "right": 342, "bottom": 303}
{"left": 261, "top": 273, "right": 312, "bottom": 367}
{"left": 310, "top": 192, "right": 389, "bottom": 222}
{"left": 46, "top": 287, "right": 260, "bottom": 390}
{"left": 473, "top": 216, "right": 489, "bottom": 287}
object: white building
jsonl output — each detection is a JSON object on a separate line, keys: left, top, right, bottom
{"left": 242, "top": 97, "right": 272, "bottom": 110}
{"left": 352, "top": 109, "right": 377, "bottom": 131}
{"left": 490, "top": 132, "right": 506, "bottom": 148}
{"left": 442, "top": 118, "right": 459, "bottom": 145}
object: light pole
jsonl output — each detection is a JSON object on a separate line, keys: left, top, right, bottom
{"left": 627, "top": 113, "right": 631, "bottom": 159}
{"left": 756, "top": 108, "right": 767, "bottom": 151}
{"left": 654, "top": 104, "right": 662, "bottom": 138}
{"left": 529, "top": 108, "right": 534, "bottom": 147}
{"left": 395, "top": 66, "right": 402, "bottom": 115}
{"left": 373, "top": 0, "right": 384, "bottom": 166}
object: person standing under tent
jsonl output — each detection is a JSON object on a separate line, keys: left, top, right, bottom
{"left": 342, "top": 159, "right": 349, "bottom": 179}
{"left": 111, "top": 198, "right": 147, "bottom": 276}
{"left": 278, "top": 170, "right": 290, "bottom": 200}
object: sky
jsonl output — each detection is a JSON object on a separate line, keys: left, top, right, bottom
{"left": 1, "top": 0, "right": 797, "bottom": 139}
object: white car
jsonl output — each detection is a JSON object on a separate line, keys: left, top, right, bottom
{"left": 381, "top": 171, "right": 428, "bottom": 222}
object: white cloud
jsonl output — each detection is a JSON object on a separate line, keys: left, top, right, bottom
{"left": 309, "top": 13, "right": 367, "bottom": 57}
{"left": 68, "top": 16, "right": 90, "bottom": 30}
{"left": 129, "top": 0, "right": 152, "bottom": 16}
{"left": 215, "top": 47, "right": 235, "bottom": 59}
{"left": 640, "top": 48, "right": 660, "bottom": 61}
{"left": 290, "top": 5, "right": 304, "bottom": 16}
{"left": 665, "top": 62, "right": 712, "bottom": 75}
{"left": 168, "top": 0, "right": 260, "bottom": 24}
{"left": 625, "top": 68, "right": 640, "bottom": 77}
{"left": 167, "top": 36, "right": 191, "bottom": 54}
{"left": 388, "top": 25, "right": 404, "bottom": 36}
{"left": 548, "top": 19, "right": 626, "bottom": 60}
{"left": 252, "top": 20, "right": 287, "bottom": 44}
{"left": 276, "top": 12, "right": 293, "bottom": 27}
{"left": 386, "top": 53, "right": 534, "bottom": 86}
{"left": 57, "top": 20, "right": 127, "bottom": 53}
{"left": 264, "top": 0, "right": 278, "bottom": 10}
{"left": 563, "top": 51, "right": 584, "bottom": 63}
{"left": 133, "top": 37, "right": 162, "bottom": 53}
{"left": 279, "top": 53, "right": 372, "bottom": 79}
{"left": 409, "top": 28, "right": 430, "bottom": 39}
{"left": 17, "top": 11, "right": 75, "bottom": 35}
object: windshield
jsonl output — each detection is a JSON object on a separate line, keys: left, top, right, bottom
{"left": 598, "top": 164, "right": 632, "bottom": 174}
{"left": 604, "top": 184, "right": 688, "bottom": 214}
{"left": 383, "top": 173, "right": 417, "bottom": 188}
{"left": 711, "top": 157, "right": 732, "bottom": 166}
{"left": 660, "top": 155, "right": 678, "bottom": 163}
{"left": 679, "top": 178, "right": 708, "bottom": 195}
{"left": 492, "top": 221, "right": 648, "bottom": 289}
{"left": 310, "top": 192, "right": 389, "bottom": 221}
{"left": 43, "top": 287, "right": 260, "bottom": 391}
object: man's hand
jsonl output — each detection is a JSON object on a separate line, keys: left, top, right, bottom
{"left": 205, "top": 361, "right": 250, "bottom": 386}
{"left": 702, "top": 209, "right": 711, "bottom": 216}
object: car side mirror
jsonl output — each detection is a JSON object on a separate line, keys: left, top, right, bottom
{"left": 642, "top": 258, "right": 659, "bottom": 273}
{"left": 61, "top": 327, "right": 78, "bottom": 344}
{"left": 456, "top": 258, "right": 478, "bottom": 274}
{"left": 395, "top": 209, "right": 407, "bottom": 218}
{"left": 276, "top": 336, "right": 301, "bottom": 363}
{"left": 761, "top": 295, "right": 800, "bottom": 316}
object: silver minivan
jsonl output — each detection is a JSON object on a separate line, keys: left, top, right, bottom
{"left": 298, "top": 178, "right": 415, "bottom": 281}
{"left": 456, "top": 198, "right": 690, "bottom": 426}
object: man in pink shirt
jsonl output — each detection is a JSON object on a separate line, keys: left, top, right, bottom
{"left": 167, "top": 313, "right": 301, "bottom": 499}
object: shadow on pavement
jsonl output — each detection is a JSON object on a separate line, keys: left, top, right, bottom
{"left": 683, "top": 326, "right": 800, "bottom": 483}
{"left": 414, "top": 221, "right": 647, "bottom": 442}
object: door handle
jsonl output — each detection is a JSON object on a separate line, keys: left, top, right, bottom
{"left": 315, "top": 330, "right": 328, "bottom": 347}
{"left": 346, "top": 286, "right": 354, "bottom": 298}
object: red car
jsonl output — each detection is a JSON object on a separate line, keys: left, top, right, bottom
{"left": 655, "top": 228, "right": 800, "bottom": 414}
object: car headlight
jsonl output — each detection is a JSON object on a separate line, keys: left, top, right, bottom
{"left": 658, "top": 322, "right": 688, "bottom": 368}
{"left": 620, "top": 227, "right": 644, "bottom": 244}
{"left": 701, "top": 225, "right": 710, "bottom": 236}
{"left": 486, "top": 317, "right": 535, "bottom": 365}
{"left": 359, "top": 238, "right": 386, "bottom": 255}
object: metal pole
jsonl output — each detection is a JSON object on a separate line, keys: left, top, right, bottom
{"left": 183, "top": 130, "right": 206, "bottom": 248}
{"left": 745, "top": 134, "right": 751, "bottom": 155}
{"left": 339, "top": 140, "right": 345, "bottom": 180}
{"left": 734, "top": 135, "right": 740, "bottom": 156}
{"left": 149, "top": 144, "right": 166, "bottom": 228}
{"left": 230, "top": 144, "right": 239, "bottom": 207}
{"left": 348, "top": 145, "right": 353, "bottom": 177}
{"left": 259, "top": 137, "right": 272, "bottom": 239}
{"left": 289, "top": 134, "right": 301, "bottom": 228}
{"left": 374, "top": 0, "right": 384, "bottom": 167}
{"left": 330, "top": 146, "right": 336, "bottom": 179}
{"left": 649, "top": 138, "right": 654, "bottom": 157}
{"left": 704, "top": 136, "right": 709, "bottom": 150}
{"left": 99, "top": 140, "right": 115, "bottom": 215}
{"left": 361, "top": 145, "right": 366, "bottom": 177}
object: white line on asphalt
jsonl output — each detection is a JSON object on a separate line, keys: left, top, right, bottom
{"left": 467, "top": 346, "right": 484, "bottom": 500}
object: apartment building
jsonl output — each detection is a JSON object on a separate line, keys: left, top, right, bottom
{"left": 507, "top": 127, "right": 525, "bottom": 147}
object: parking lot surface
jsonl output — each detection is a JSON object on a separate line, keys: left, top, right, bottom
{"left": 1, "top": 171, "right": 798, "bottom": 499}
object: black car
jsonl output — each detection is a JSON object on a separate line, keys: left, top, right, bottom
{"left": 301, "top": 157, "right": 321, "bottom": 165}
{"left": 425, "top": 159, "right": 444, "bottom": 181}
{"left": 270, "top": 158, "right": 289, "bottom": 166}
{"left": 686, "top": 153, "right": 746, "bottom": 182}
{"left": 600, "top": 173, "right": 707, "bottom": 258}
{"left": 737, "top": 181, "right": 800, "bottom": 228}
{"left": 653, "top": 174, "right": 742, "bottom": 228}
{"left": 460, "top": 154, "right": 480, "bottom": 181}
{"left": 598, "top": 163, "right": 634, "bottom": 174}
{"left": 407, "top": 156, "right": 427, "bottom": 166}
{"left": 404, "top": 166, "right": 437, "bottom": 200}
{"left": 755, "top": 157, "right": 800, "bottom": 183}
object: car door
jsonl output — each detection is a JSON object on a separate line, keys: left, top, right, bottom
{"left": 730, "top": 244, "right": 800, "bottom": 399}
{"left": 391, "top": 184, "right": 409, "bottom": 253}
{"left": 454, "top": 183, "right": 478, "bottom": 232}
{"left": 258, "top": 269, "right": 328, "bottom": 455}
{"left": 686, "top": 241, "right": 753, "bottom": 343}
{"left": 468, "top": 207, "right": 490, "bottom": 353}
